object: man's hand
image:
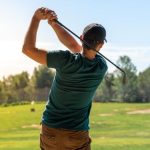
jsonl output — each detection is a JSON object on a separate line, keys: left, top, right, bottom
{"left": 47, "top": 10, "right": 58, "bottom": 25}
{"left": 33, "top": 7, "right": 57, "bottom": 23}
{"left": 33, "top": 7, "right": 58, "bottom": 28}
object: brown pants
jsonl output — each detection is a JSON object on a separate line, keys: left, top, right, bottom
{"left": 40, "top": 124, "right": 91, "bottom": 150}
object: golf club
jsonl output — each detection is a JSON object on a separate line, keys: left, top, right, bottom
{"left": 54, "top": 20, "right": 126, "bottom": 84}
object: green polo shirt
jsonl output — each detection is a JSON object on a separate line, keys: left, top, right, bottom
{"left": 42, "top": 50, "right": 107, "bottom": 131}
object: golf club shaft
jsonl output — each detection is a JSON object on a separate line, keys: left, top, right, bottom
{"left": 55, "top": 20, "right": 126, "bottom": 81}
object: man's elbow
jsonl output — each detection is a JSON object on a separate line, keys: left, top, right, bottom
{"left": 22, "top": 45, "right": 27, "bottom": 54}
{"left": 22, "top": 45, "right": 34, "bottom": 55}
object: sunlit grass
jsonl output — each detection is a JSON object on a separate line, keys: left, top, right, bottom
{"left": 0, "top": 103, "right": 150, "bottom": 150}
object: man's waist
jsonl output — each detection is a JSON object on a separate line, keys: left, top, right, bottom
{"left": 42, "top": 109, "right": 90, "bottom": 131}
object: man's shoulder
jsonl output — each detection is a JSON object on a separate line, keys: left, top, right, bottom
{"left": 96, "top": 55, "right": 108, "bottom": 71}
{"left": 97, "top": 55, "right": 107, "bottom": 64}
{"left": 47, "top": 50, "right": 72, "bottom": 68}
{"left": 47, "top": 50, "right": 69, "bottom": 54}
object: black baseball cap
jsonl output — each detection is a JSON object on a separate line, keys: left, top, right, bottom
{"left": 83, "top": 23, "right": 107, "bottom": 43}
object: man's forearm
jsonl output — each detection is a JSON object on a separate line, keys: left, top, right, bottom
{"left": 23, "top": 16, "right": 40, "bottom": 51}
{"left": 22, "top": 8, "right": 49, "bottom": 65}
{"left": 50, "top": 22, "right": 81, "bottom": 53}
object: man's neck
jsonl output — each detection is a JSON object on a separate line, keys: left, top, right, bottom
{"left": 82, "top": 49, "right": 97, "bottom": 60}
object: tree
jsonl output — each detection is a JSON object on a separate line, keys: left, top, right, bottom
{"left": 0, "top": 72, "right": 30, "bottom": 103}
{"left": 95, "top": 73, "right": 115, "bottom": 102}
{"left": 115, "top": 55, "right": 138, "bottom": 102}
{"left": 30, "top": 65, "right": 55, "bottom": 101}
{"left": 138, "top": 67, "right": 150, "bottom": 102}
{"left": 32, "top": 65, "right": 55, "bottom": 88}
{"left": 0, "top": 80, "right": 6, "bottom": 104}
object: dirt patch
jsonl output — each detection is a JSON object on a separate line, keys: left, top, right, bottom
{"left": 22, "top": 124, "right": 41, "bottom": 129}
{"left": 99, "top": 113, "right": 113, "bottom": 117}
{"left": 127, "top": 109, "right": 150, "bottom": 115}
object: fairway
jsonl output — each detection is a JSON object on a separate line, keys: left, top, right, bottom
{"left": 0, "top": 103, "right": 150, "bottom": 150}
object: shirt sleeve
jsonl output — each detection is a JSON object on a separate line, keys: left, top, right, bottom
{"left": 47, "top": 50, "right": 69, "bottom": 69}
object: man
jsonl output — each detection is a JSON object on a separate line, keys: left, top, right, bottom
{"left": 22, "top": 7, "right": 107, "bottom": 150}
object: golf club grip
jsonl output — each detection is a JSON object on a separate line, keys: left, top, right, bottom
{"left": 54, "top": 20, "right": 127, "bottom": 83}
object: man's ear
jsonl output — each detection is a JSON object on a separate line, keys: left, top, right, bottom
{"left": 80, "top": 35, "right": 83, "bottom": 41}
{"left": 97, "top": 42, "right": 104, "bottom": 49}
{"left": 100, "top": 43, "right": 104, "bottom": 48}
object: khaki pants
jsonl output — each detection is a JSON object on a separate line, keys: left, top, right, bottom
{"left": 40, "top": 124, "right": 91, "bottom": 150}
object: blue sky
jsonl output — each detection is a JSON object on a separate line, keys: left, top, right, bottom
{"left": 0, "top": 0, "right": 150, "bottom": 78}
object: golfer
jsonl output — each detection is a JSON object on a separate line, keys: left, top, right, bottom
{"left": 22, "top": 7, "right": 107, "bottom": 150}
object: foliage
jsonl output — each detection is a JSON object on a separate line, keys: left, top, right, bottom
{"left": 138, "top": 67, "right": 150, "bottom": 102}
{"left": 95, "top": 73, "right": 115, "bottom": 102}
{"left": 95, "top": 55, "right": 149, "bottom": 103}
{"left": 0, "top": 66, "right": 55, "bottom": 104}
{"left": 0, "top": 72, "right": 30, "bottom": 103}
{"left": 114, "top": 55, "right": 139, "bottom": 102}
{"left": 0, "top": 56, "right": 149, "bottom": 104}
{"left": 32, "top": 65, "right": 54, "bottom": 88}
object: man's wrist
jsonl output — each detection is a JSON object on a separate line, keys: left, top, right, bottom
{"left": 48, "top": 20, "right": 55, "bottom": 26}
{"left": 32, "top": 15, "right": 41, "bottom": 23}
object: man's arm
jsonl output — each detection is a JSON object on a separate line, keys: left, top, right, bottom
{"left": 47, "top": 12, "right": 82, "bottom": 53}
{"left": 22, "top": 8, "right": 49, "bottom": 65}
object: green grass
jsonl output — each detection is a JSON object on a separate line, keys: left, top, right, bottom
{"left": 0, "top": 103, "right": 150, "bottom": 150}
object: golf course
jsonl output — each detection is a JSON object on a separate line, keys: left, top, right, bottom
{"left": 0, "top": 102, "right": 150, "bottom": 150}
